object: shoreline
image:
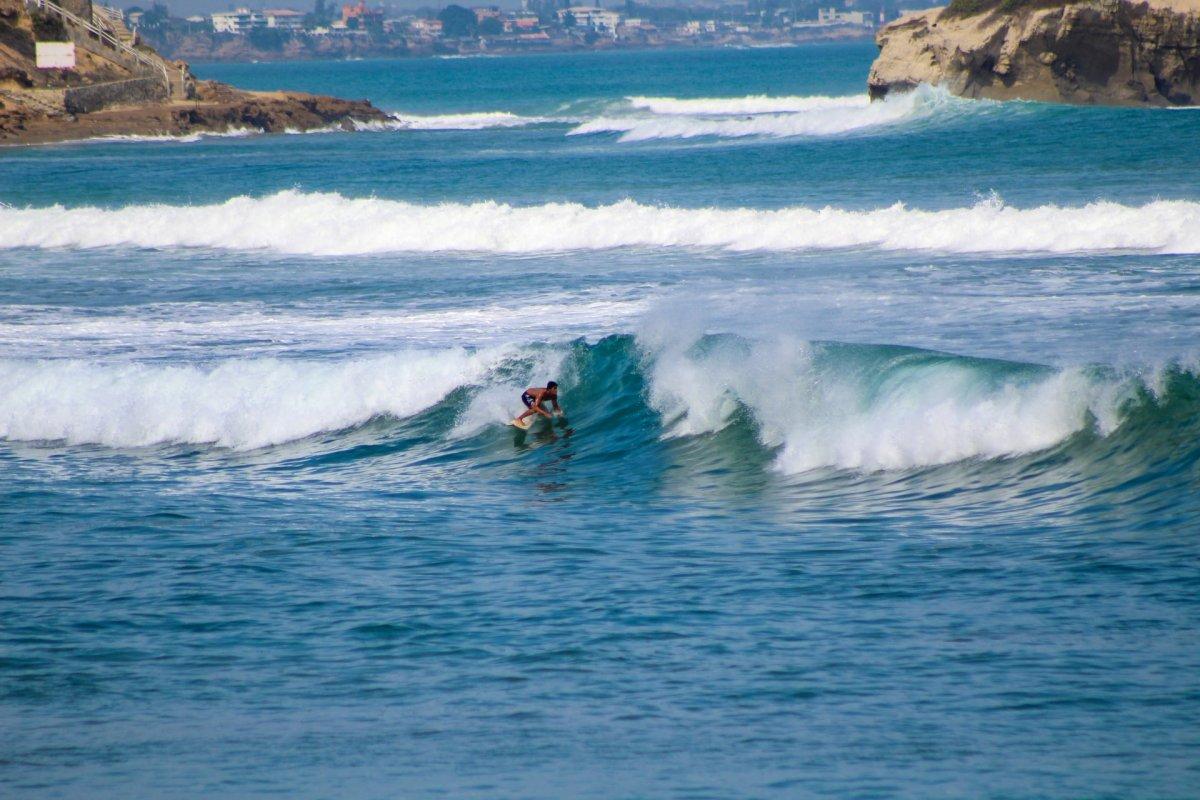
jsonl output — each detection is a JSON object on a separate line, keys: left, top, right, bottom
{"left": 0, "top": 82, "right": 389, "bottom": 147}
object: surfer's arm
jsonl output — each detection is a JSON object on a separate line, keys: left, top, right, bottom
{"left": 531, "top": 389, "right": 554, "bottom": 417}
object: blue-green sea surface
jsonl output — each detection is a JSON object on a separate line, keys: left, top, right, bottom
{"left": 2, "top": 44, "right": 1199, "bottom": 799}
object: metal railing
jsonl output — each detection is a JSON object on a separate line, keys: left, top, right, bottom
{"left": 25, "top": 0, "right": 177, "bottom": 95}
{"left": 91, "top": 4, "right": 131, "bottom": 38}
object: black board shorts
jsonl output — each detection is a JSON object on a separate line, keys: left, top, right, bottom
{"left": 521, "top": 391, "right": 536, "bottom": 409}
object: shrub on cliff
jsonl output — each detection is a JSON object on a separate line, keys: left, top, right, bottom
{"left": 943, "top": 0, "right": 1077, "bottom": 18}
{"left": 0, "top": 13, "right": 35, "bottom": 59}
{"left": 31, "top": 10, "right": 67, "bottom": 41}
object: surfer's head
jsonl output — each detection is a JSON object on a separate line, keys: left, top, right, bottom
{"left": 547, "top": 381, "right": 558, "bottom": 393}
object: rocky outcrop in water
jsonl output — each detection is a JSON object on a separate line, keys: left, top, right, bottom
{"left": 1, "top": 80, "right": 389, "bottom": 143}
{"left": 868, "top": 0, "right": 1200, "bottom": 106}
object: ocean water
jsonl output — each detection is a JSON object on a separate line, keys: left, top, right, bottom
{"left": 3, "top": 43, "right": 1200, "bottom": 798}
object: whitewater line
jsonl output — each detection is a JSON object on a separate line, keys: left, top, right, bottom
{"left": 2, "top": 191, "right": 1199, "bottom": 256}
{"left": 626, "top": 94, "right": 870, "bottom": 115}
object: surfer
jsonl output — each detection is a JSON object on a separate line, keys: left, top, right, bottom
{"left": 514, "top": 382, "right": 562, "bottom": 427}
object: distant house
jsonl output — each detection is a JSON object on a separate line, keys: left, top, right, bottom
{"left": 263, "top": 9, "right": 305, "bottom": 30}
{"left": 506, "top": 13, "right": 540, "bottom": 32}
{"left": 408, "top": 18, "right": 443, "bottom": 38}
{"left": 817, "top": 7, "right": 872, "bottom": 25}
{"left": 557, "top": 6, "right": 620, "bottom": 34}
{"left": 342, "top": 1, "right": 384, "bottom": 28}
{"left": 211, "top": 8, "right": 266, "bottom": 33}
{"left": 472, "top": 6, "right": 501, "bottom": 24}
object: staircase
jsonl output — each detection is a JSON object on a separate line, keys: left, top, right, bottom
{"left": 91, "top": 5, "right": 136, "bottom": 45}
{"left": 24, "top": 0, "right": 185, "bottom": 99}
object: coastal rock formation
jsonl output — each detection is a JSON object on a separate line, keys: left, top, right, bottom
{"left": 0, "top": 0, "right": 388, "bottom": 144}
{"left": 1, "top": 80, "right": 389, "bottom": 143}
{"left": 868, "top": 0, "right": 1200, "bottom": 106}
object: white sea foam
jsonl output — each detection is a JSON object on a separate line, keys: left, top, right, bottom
{"left": 0, "top": 293, "right": 650, "bottom": 359}
{"left": 450, "top": 348, "right": 569, "bottom": 438}
{"left": 627, "top": 94, "right": 868, "bottom": 115}
{"left": 364, "top": 111, "right": 555, "bottom": 130}
{"left": 0, "top": 350, "right": 504, "bottom": 449}
{"left": 572, "top": 88, "right": 934, "bottom": 141}
{"left": 61, "top": 127, "right": 262, "bottom": 145}
{"left": 4, "top": 191, "right": 1200, "bottom": 255}
{"left": 644, "top": 333, "right": 1131, "bottom": 472}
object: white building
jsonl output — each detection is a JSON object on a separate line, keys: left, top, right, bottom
{"left": 211, "top": 8, "right": 267, "bottom": 34}
{"left": 557, "top": 7, "right": 621, "bottom": 34}
{"left": 817, "top": 7, "right": 871, "bottom": 25}
{"left": 264, "top": 9, "right": 305, "bottom": 30}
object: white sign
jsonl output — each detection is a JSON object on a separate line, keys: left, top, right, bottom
{"left": 36, "top": 41, "right": 76, "bottom": 69}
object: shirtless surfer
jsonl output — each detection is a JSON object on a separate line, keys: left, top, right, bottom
{"left": 514, "top": 382, "right": 562, "bottom": 427}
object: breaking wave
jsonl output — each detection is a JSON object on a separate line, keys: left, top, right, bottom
{"left": 3, "top": 191, "right": 1200, "bottom": 255}
{"left": 571, "top": 87, "right": 941, "bottom": 141}
{"left": 642, "top": 334, "right": 1132, "bottom": 473}
{"left": 626, "top": 94, "right": 868, "bottom": 115}
{"left": 1, "top": 335, "right": 1195, "bottom": 478}
{"left": 0, "top": 349, "right": 507, "bottom": 450}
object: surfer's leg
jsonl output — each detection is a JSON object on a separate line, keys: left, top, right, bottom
{"left": 516, "top": 392, "right": 537, "bottom": 421}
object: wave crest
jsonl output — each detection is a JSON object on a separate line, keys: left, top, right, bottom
{"left": 626, "top": 94, "right": 869, "bottom": 116}
{"left": 0, "top": 350, "right": 503, "bottom": 449}
{"left": 1, "top": 337, "right": 1192, "bottom": 476}
{"left": 644, "top": 336, "right": 1132, "bottom": 472}
{"left": 572, "top": 88, "right": 939, "bottom": 141}
{"left": 4, "top": 191, "right": 1199, "bottom": 255}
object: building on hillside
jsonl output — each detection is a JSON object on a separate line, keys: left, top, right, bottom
{"left": 473, "top": 6, "right": 501, "bottom": 24}
{"left": 407, "top": 17, "right": 443, "bottom": 37}
{"left": 557, "top": 6, "right": 620, "bottom": 34}
{"left": 816, "top": 7, "right": 872, "bottom": 25}
{"left": 616, "top": 17, "right": 656, "bottom": 40}
{"left": 263, "top": 9, "right": 305, "bottom": 30}
{"left": 504, "top": 13, "right": 540, "bottom": 32}
{"left": 342, "top": 1, "right": 383, "bottom": 28}
{"left": 677, "top": 20, "right": 718, "bottom": 35}
{"left": 211, "top": 8, "right": 266, "bottom": 33}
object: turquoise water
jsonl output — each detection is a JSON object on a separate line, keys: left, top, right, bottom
{"left": 3, "top": 43, "right": 1200, "bottom": 798}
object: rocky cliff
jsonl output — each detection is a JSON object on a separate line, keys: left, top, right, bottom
{"left": 0, "top": 0, "right": 388, "bottom": 144}
{"left": 868, "top": 0, "right": 1200, "bottom": 106}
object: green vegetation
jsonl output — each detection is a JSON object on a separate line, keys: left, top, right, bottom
{"left": 942, "top": 0, "right": 1074, "bottom": 18}
{"left": 0, "top": 10, "right": 35, "bottom": 61}
{"left": 248, "top": 27, "right": 289, "bottom": 50}
{"left": 31, "top": 10, "right": 67, "bottom": 42}
{"left": 438, "top": 5, "right": 477, "bottom": 37}
{"left": 125, "top": 3, "right": 170, "bottom": 28}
